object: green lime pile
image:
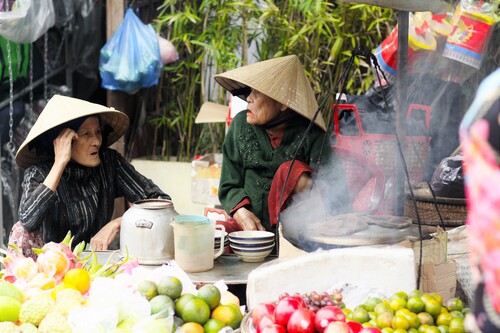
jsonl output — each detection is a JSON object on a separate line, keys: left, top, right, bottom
{"left": 136, "top": 276, "right": 243, "bottom": 333}
{"left": 344, "top": 290, "right": 468, "bottom": 333}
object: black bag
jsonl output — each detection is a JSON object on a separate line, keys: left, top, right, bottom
{"left": 430, "top": 155, "right": 465, "bottom": 198}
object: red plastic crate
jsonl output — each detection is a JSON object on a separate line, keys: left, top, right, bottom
{"left": 332, "top": 103, "right": 431, "bottom": 215}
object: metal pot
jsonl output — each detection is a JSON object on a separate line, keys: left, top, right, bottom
{"left": 120, "top": 199, "right": 178, "bottom": 265}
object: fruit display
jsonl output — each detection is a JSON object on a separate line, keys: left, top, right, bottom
{"left": 0, "top": 232, "right": 244, "bottom": 332}
{"left": 248, "top": 290, "right": 469, "bottom": 333}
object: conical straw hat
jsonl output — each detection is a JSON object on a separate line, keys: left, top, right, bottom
{"left": 16, "top": 95, "right": 129, "bottom": 169}
{"left": 214, "top": 55, "right": 326, "bottom": 131}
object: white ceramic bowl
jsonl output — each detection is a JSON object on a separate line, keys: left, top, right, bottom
{"left": 229, "top": 239, "right": 275, "bottom": 249}
{"left": 230, "top": 243, "right": 274, "bottom": 262}
{"left": 228, "top": 231, "right": 275, "bottom": 244}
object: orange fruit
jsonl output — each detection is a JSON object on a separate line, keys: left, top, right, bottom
{"left": 376, "top": 312, "right": 394, "bottom": 329}
{"left": 63, "top": 268, "right": 91, "bottom": 294}
{"left": 445, "top": 298, "right": 464, "bottom": 313}
{"left": 197, "top": 284, "right": 221, "bottom": 310}
{"left": 137, "top": 280, "right": 158, "bottom": 301}
{"left": 381, "top": 328, "right": 394, "bottom": 333}
{"left": 390, "top": 299, "right": 407, "bottom": 312}
{"left": 180, "top": 297, "right": 211, "bottom": 325}
{"left": 375, "top": 302, "right": 394, "bottom": 315}
{"left": 394, "top": 329, "right": 408, "bottom": 333}
{"left": 424, "top": 326, "right": 440, "bottom": 333}
{"left": 180, "top": 322, "right": 204, "bottom": 333}
{"left": 391, "top": 291, "right": 408, "bottom": 302}
{"left": 438, "top": 325, "right": 450, "bottom": 333}
{"left": 417, "top": 312, "right": 434, "bottom": 326}
{"left": 429, "top": 293, "right": 443, "bottom": 305}
{"left": 211, "top": 304, "right": 243, "bottom": 329}
{"left": 365, "top": 297, "right": 383, "bottom": 312}
{"left": 400, "top": 311, "right": 420, "bottom": 329}
{"left": 408, "top": 290, "right": 423, "bottom": 299}
{"left": 351, "top": 308, "right": 370, "bottom": 324}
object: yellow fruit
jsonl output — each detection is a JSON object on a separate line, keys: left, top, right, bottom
{"left": 424, "top": 326, "right": 440, "bottom": 333}
{"left": 63, "top": 268, "right": 91, "bottom": 294}
{"left": 390, "top": 299, "right": 407, "bottom": 312}
{"left": 408, "top": 290, "right": 423, "bottom": 299}
{"left": 392, "top": 315, "right": 410, "bottom": 330}
{"left": 391, "top": 291, "right": 409, "bottom": 302}
{"left": 158, "top": 276, "right": 183, "bottom": 300}
{"left": 437, "top": 325, "right": 449, "bottom": 333}
{"left": 137, "top": 280, "right": 159, "bottom": 301}
{"left": 436, "top": 312, "right": 453, "bottom": 326}
{"left": 197, "top": 284, "right": 221, "bottom": 310}
{"left": 211, "top": 304, "right": 243, "bottom": 329}
{"left": 204, "top": 318, "right": 226, "bottom": 333}
{"left": 375, "top": 302, "right": 394, "bottom": 315}
{"left": 400, "top": 311, "right": 420, "bottom": 329}
{"left": 376, "top": 312, "right": 394, "bottom": 328}
{"left": 220, "top": 290, "right": 240, "bottom": 306}
{"left": 181, "top": 322, "right": 204, "bottom": 333}
{"left": 429, "top": 293, "right": 443, "bottom": 306}
{"left": 407, "top": 297, "right": 425, "bottom": 314}
{"left": 180, "top": 297, "right": 211, "bottom": 325}
{"left": 381, "top": 328, "right": 394, "bottom": 333}
{"left": 417, "top": 312, "right": 434, "bottom": 326}
{"left": 0, "top": 295, "right": 22, "bottom": 322}
{"left": 394, "top": 329, "right": 408, "bottom": 333}
{"left": 0, "top": 280, "right": 24, "bottom": 302}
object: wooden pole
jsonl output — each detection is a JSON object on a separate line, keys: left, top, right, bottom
{"left": 106, "top": 0, "right": 127, "bottom": 222}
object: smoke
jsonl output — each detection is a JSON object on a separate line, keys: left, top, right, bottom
{"left": 278, "top": 18, "right": 499, "bottom": 251}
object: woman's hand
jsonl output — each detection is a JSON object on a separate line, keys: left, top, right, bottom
{"left": 293, "top": 173, "right": 312, "bottom": 194}
{"left": 90, "top": 217, "right": 122, "bottom": 251}
{"left": 233, "top": 207, "right": 265, "bottom": 231}
{"left": 43, "top": 128, "right": 78, "bottom": 191}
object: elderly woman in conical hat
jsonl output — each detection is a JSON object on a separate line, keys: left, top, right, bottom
{"left": 215, "top": 55, "right": 346, "bottom": 232}
{"left": 11, "top": 95, "right": 171, "bottom": 257}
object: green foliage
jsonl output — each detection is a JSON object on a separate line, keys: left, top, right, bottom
{"left": 153, "top": 0, "right": 395, "bottom": 160}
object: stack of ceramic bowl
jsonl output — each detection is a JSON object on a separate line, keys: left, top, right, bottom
{"left": 228, "top": 231, "right": 275, "bottom": 262}
{"left": 214, "top": 230, "right": 229, "bottom": 253}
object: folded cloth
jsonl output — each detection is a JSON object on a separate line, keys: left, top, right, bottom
{"left": 268, "top": 160, "right": 313, "bottom": 226}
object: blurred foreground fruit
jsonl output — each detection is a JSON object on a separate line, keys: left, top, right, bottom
{"left": 0, "top": 295, "right": 22, "bottom": 322}
{"left": 0, "top": 280, "right": 24, "bottom": 302}
{"left": 212, "top": 303, "right": 243, "bottom": 329}
{"left": 63, "top": 267, "right": 91, "bottom": 294}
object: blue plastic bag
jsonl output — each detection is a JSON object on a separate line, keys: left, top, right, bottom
{"left": 99, "top": 8, "right": 162, "bottom": 93}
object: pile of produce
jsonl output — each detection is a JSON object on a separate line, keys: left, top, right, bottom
{"left": 0, "top": 233, "right": 243, "bottom": 332}
{"left": 250, "top": 290, "right": 468, "bottom": 333}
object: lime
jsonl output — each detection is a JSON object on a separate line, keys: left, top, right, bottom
{"left": 365, "top": 297, "right": 383, "bottom": 312}
{"left": 381, "top": 328, "right": 394, "bottom": 333}
{"left": 425, "top": 299, "right": 442, "bottom": 317}
{"left": 400, "top": 311, "right": 420, "bottom": 329}
{"left": 425, "top": 326, "right": 440, "bottom": 333}
{"left": 448, "top": 317, "right": 465, "bottom": 333}
{"left": 449, "top": 311, "right": 464, "bottom": 319}
{"left": 175, "top": 294, "right": 197, "bottom": 316}
{"left": 137, "top": 280, "right": 158, "bottom": 301}
{"left": 407, "top": 297, "right": 425, "bottom": 314}
{"left": 150, "top": 295, "right": 175, "bottom": 318}
{"left": 158, "top": 276, "right": 183, "bottom": 300}
{"left": 390, "top": 298, "right": 407, "bottom": 312}
{"left": 197, "top": 284, "right": 221, "bottom": 310}
{"left": 351, "top": 308, "right": 370, "bottom": 324}
{"left": 445, "top": 298, "right": 464, "bottom": 313}
{"left": 408, "top": 290, "right": 423, "bottom": 299}
{"left": 429, "top": 293, "right": 443, "bottom": 306}
{"left": 180, "top": 297, "right": 211, "bottom": 325}
{"left": 391, "top": 291, "right": 409, "bottom": 302}
{"left": 376, "top": 312, "right": 394, "bottom": 328}
{"left": 438, "top": 325, "right": 450, "bottom": 333}
{"left": 375, "top": 302, "right": 394, "bottom": 315}
{"left": 204, "top": 318, "right": 226, "bottom": 333}
{"left": 392, "top": 314, "right": 410, "bottom": 330}
{"left": 436, "top": 312, "right": 453, "bottom": 326}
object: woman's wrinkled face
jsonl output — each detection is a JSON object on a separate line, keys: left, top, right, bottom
{"left": 246, "top": 89, "right": 286, "bottom": 126}
{"left": 71, "top": 116, "right": 102, "bottom": 167}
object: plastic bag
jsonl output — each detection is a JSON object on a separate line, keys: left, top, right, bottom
{"left": 0, "top": 0, "right": 55, "bottom": 43}
{"left": 430, "top": 155, "right": 465, "bottom": 198}
{"left": 99, "top": 8, "right": 162, "bottom": 93}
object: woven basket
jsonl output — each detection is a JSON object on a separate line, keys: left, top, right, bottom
{"left": 404, "top": 193, "right": 467, "bottom": 227}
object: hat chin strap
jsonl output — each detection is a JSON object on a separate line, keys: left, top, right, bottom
{"left": 261, "top": 109, "right": 297, "bottom": 130}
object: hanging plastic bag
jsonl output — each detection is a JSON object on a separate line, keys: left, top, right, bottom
{"left": 0, "top": 0, "right": 55, "bottom": 43}
{"left": 430, "top": 155, "right": 465, "bottom": 198}
{"left": 99, "top": 8, "right": 162, "bottom": 93}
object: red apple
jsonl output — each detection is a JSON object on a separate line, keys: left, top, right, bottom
{"left": 252, "top": 303, "right": 276, "bottom": 327}
{"left": 261, "top": 324, "right": 286, "bottom": 333}
{"left": 257, "top": 314, "right": 276, "bottom": 333}
{"left": 346, "top": 321, "right": 363, "bottom": 333}
{"left": 274, "top": 296, "right": 306, "bottom": 326}
{"left": 287, "top": 308, "right": 316, "bottom": 333}
{"left": 324, "top": 321, "right": 351, "bottom": 333}
{"left": 314, "top": 306, "right": 346, "bottom": 332}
